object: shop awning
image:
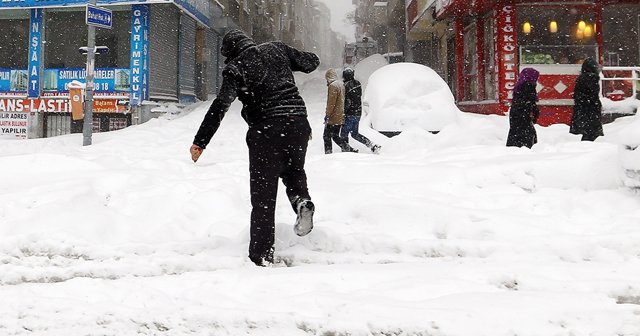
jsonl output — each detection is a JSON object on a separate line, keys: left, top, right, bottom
{"left": 407, "top": 0, "right": 432, "bottom": 31}
{"left": 407, "top": 0, "right": 438, "bottom": 37}
{"left": 433, "top": 1, "right": 640, "bottom": 20}
{"left": 0, "top": 0, "right": 213, "bottom": 26}
{"left": 435, "top": 0, "right": 499, "bottom": 19}
{"left": 435, "top": 0, "right": 459, "bottom": 18}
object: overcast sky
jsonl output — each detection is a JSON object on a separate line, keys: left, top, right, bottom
{"left": 315, "top": 0, "right": 356, "bottom": 42}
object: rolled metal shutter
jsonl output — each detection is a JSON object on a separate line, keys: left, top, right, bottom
{"left": 205, "top": 29, "right": 222, "bottom": 96}
{"left": 179, "top": 14, "right": 196, "bottom": 101}
{"left": 149, "top": 4, "right": 179, "bottom": 101}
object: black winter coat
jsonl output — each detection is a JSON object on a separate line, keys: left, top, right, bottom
{"left": 506, "top": 81, "right": 539, "bottom": 148}
{"left": 193, "top": 30, "right": 320, "bottom": 149}
{"left": 570, "top": 59, "right": 603, "bottom": 141}
{"left": 343, "top": 71, "right": 362, "bottom": 117}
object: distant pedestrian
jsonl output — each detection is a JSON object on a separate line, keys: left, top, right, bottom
{"left": 190, "top": 29, "right": 319, "bottom": 267}
{"left": 570, "top": 58, "right": 603, "bottom": 141}
{"left": 340, "top": 68, "right": 381, "bottom": 154}
{"left": 324, "top": 68, "right": 358, "bottom": 154}
{"left": 506, "top": 67, "right": 540, "bottom": 148}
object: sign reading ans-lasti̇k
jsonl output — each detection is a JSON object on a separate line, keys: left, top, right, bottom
{"left": 0, "top": 98, "right": 128, "bottom": 139}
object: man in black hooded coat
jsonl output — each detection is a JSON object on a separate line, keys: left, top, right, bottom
{"left": 570, "top": 58, "right": 604, "bottom": 141}
{"left": 190, "top": 29, "right": 320, "bottom": 266}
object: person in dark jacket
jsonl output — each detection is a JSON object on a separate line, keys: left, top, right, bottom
{"left": 190, "top": 29, "right": 319, "bottom": 267}
{"left": 323, "top": 68, "right": 358, "bottom": 154}
{"left": 506, "top": 67, "right": 540, "bottom": 148}
{"left": 340, "top": 68, "right": 381, "bottom": 154}
{"left": 570, "top": 58, "right": 603, "bottom": 141}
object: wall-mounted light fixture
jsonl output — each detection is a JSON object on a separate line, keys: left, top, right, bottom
{"left": 549, "top": 20, "right": 558, "bottom": 33}
{"left": 523, "top": 21, "right": 531, "bottom": 35}
{"left": 584, "top": 25, "right": 593, "bottom": 38}
{"left": 578, "top": 20, "right": 586, "bottom": 31}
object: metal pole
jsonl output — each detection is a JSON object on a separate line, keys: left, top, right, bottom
{"left": 83, "top": 0, "right": 97, "bottom": 146}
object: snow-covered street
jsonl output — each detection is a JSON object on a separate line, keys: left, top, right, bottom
{"left": 1, "top": 71, "right": 640, "bottom": 335}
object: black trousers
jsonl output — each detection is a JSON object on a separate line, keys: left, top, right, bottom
{"left": 323, "top": 124, "right": 354, "bottom": 153}
{"left": 246, "top": 116, "right": 311, "bottom": 262}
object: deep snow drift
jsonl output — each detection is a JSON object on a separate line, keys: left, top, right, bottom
{"left": 0, "top": 70, "right": 639, "bottom": 335}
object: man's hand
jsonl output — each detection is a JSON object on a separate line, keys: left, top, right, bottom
{"left": 190, "top": 144, "right": 204, "bottom": 162}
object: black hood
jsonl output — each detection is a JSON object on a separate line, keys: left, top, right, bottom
{"left": 342, "top": 68, "right": 355, "bottom": 81}
{"left": 581, "top": 58, "right": 599, "bottom": 74}
{"left": 221, "top": 29, "right": 256, "bottom": 63}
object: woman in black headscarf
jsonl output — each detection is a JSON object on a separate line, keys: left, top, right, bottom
{"left": 570, "top": 58, "right": 603, "bottom": 141}
{"left": 507, "top": 67, "right": 540, "bottom": 148}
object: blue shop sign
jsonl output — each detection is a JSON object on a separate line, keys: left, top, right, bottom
{"left": 43, "top": 68, "right": 130, "bottom": 93}
{"left": 0, "top": 0, "right": 210, "bottom": 26}
{"left": 0, "top": 69, "right": 28, "bottom": 93}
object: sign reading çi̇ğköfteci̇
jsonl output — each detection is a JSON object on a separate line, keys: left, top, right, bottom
{"left": 86, "top": 4, "right": 112, "bottom": 29}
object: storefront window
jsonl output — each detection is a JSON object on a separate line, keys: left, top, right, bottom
{"left": 518, "top": 5, "right": 597, "bottom": 65}
{"left": 603, "top": 5, "right": 640, "bottom": 66}
{"left": 463, "top": 24, "right": 478, "bottom": 101}
{"left": 45, "top": 8, "right": 131, "bottom": 69}
{"left": 483, "top": 13, "right": 496, "bottom": 100}
{"left": 0, "top": 11, "right": 29, "bottom": 69}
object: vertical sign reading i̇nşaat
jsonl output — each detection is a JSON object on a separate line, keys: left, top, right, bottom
{"left": 130, "top": 4, "right": 149, "bottom": 106}
{"left": 28, "top": 8, "right": 42, "bottom": 98}
{"left": 496, "top": 3, "right": 518, "bottom": 105}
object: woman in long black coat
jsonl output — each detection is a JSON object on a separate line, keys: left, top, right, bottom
{"left": 570, "top": 58, "right": 603, "bottom": 141}
{"left": 507, "top": 67, "right": 540, "bottom": 148}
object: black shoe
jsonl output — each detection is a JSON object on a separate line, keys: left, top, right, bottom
{"left": 371, "top": 144, "right": 381, "bottom": 154}
{"left": 342, "top": 147, "right": 358, "bottom": 153}
{"left": 249, "top": 248, "right": 274, "bottom": 267}
{"left": 250, "top": 255, "right": 273, "bottom": 267}
{"left": 294, "top": 199, "right": 314, "bottom": 236}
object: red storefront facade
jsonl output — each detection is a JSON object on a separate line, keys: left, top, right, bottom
{"left": 435, "top": 0, "right": 640, "bottom": 126}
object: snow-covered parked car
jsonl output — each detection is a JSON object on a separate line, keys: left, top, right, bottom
{"left": 363, "top": 62, "right": 458, "bottom": 136}
{"left": 605, "top": 114, "right": 640, "bottom": 190}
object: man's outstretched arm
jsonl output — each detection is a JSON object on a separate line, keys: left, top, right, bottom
{"left": 275, "top": 42, "right": 320, "bottom": 74}
{"left": 191, "top": 68, "right": 239, "bottom": 161}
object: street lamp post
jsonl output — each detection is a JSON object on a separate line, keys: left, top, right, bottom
{"left": 83, "top": 0, "right": 98, "bottom": 146}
